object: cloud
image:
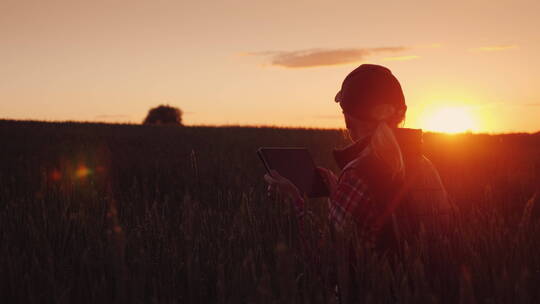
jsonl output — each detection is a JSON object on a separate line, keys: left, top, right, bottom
{"left": 246, "top": 47, "right": 407, "bottom": 68}
{"left": 382, "top": 55, "right": 420, "bottom": 62}
{"left": 415, "top": 43, "right": 443, "bottom": 48}
{"left": 470, "top": 45, "right": 518, "bottom": 52}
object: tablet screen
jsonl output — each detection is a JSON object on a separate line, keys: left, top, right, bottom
{"left": 258, "top": 147, "right": 329, "bottom": 198}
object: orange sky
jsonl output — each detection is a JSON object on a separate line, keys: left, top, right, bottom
{"left": 1, "top": 0, "right": 539, "bottom": 133}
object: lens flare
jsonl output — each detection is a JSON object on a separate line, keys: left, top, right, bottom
{"left": 76, "top": 165, "right": 92, "bottom": 179}
{"left": 50, "top": 169, "right": 62, "bottom": 181}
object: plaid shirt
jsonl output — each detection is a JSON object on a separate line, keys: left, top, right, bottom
{"left": 292, "top": 158, "right": 376, "bottom": 223}
{"left": 328, "top": 166, "right": 371, "bottom": 228}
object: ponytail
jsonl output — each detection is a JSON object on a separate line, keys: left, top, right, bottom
{"left": 368, "top": 104, "right": 406, "bottom": 179}
{"left": 370, "top": 121, "right": 405, "bottom": 180}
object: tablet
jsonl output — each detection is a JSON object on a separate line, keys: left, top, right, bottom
{"left": 257, "top": 147, "right": 329, "bottom": 198}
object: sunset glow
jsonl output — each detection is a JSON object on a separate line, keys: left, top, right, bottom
{"left": 422, "top": 107, "right": 477, "bottom": 134}
{"left": 0, "top": 1, "right": 539, "bottom": 133}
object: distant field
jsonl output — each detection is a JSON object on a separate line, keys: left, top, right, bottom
{"left": 1, "top": 119, "right": 540, "bottom": 303}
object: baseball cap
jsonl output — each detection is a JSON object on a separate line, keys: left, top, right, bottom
{"left": 335, "top": 64, "right": 406, "bottom": 122}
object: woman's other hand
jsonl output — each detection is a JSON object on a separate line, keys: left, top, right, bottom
{"left": 316, "top": 167, "right": 338, "bottom": 197}
{"left": 263, "top": 170, "right": 302, "bottom": 202}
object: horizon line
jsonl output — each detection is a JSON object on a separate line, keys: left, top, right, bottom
{"left": 1, "top": 118, "right": 537, "bottom": 136}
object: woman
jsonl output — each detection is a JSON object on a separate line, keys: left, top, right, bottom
{"left": 264, "top": 64, "right": 450, "bottom": 255}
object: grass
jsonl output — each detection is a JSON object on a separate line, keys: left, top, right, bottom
{"left": 1, "top": 119, "right": 540, "bottom": 303}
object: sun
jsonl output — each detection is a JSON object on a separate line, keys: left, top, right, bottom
{"left": 423, "top": 107, "right": 477, "bottom": 134}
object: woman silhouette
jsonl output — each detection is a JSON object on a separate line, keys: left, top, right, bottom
{"left": 264, "top": 64, "right": 450, "bottom": 254}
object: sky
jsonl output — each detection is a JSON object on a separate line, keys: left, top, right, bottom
{"left": 1, "top": 0, "right": 540, "bottom": 133}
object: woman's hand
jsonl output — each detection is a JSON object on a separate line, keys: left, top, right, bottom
{"left": 263, "top": 170, "right": 302, "bottom": 202}
{"left": 316, "top": 167, "right": 338, "bottom": 197}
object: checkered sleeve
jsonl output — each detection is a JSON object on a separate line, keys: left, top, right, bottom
{"left": 291, "top": 195, "right": 305, "bottom": 219}
{"left": 328, "top": 168, "right": 371, "bottom": 229}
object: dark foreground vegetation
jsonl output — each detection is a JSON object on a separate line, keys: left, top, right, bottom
{"left": 1, "top": 119, "right": 540, "bottom": 303}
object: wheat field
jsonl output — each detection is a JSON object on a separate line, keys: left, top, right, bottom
{"left": 1, "top": 120, "right": 540, "bottom": 303}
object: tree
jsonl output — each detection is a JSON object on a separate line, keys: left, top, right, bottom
{"left": 143, "top": 105, "right": 183, "bottom": 126}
